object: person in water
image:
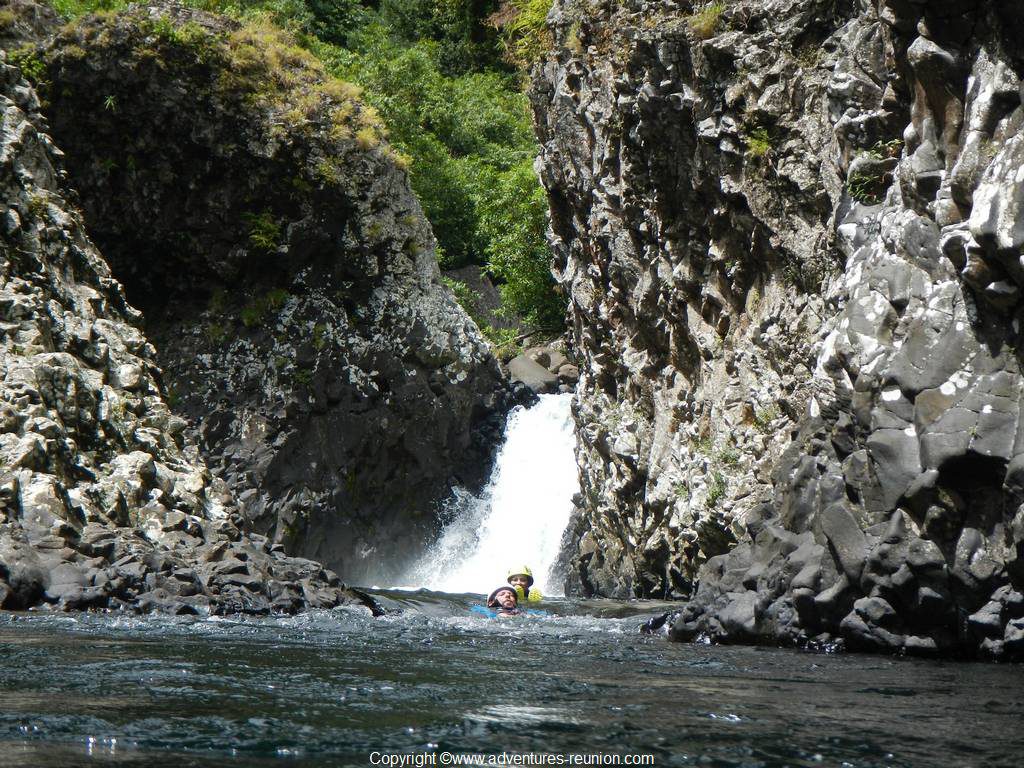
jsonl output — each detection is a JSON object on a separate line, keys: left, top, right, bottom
{"left": 507, "top": 566, "right": 543, "bottom": 603}
{"left": 486, "top": 586, "right": 521, "bottom": 618}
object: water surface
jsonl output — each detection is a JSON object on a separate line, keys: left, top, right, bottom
{"left": 1, "top": 590, "right": 1021, "bottom": 767}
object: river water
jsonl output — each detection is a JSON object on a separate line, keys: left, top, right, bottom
{"left": 2, "top": 594, "right": 1023, "bottom": 767}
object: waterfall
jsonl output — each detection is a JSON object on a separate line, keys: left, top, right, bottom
{"left": 403, "top": 393, "right": 579, "bottom": 596}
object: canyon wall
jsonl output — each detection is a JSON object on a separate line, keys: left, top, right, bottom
{"left": 31, "top": 4, "right": 516, "bottom": 585}
{"left": 533, "top": 0, "right": 1024, "bottom": 656}
{"left": 0, "top": 1, "right": 513, "bottom": 612}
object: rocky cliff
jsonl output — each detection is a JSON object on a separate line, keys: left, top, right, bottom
{"left": 0, "top": 1, "right": 513, "bottom": 613}
{"left": 0, "top": 51, "right": 375, "bottom": 614}
{"left": 533, "top": 0, "right": 1024, "bottom": 657}
{"left": 20, "top": 3, "right": 514, "bottom": 586}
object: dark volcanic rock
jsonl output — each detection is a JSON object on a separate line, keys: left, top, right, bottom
{"left": 532, "top": 0, "right": 1024, "bottom": 657}
{"left": 0, "top": 51, "right": 371, "bottom": 615}
{"left": 32, "top": 4, "right": 513, "bottom": 583}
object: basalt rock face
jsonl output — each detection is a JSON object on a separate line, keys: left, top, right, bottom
{"left": 30, "top": 5, "right": 513, "bottom": 585}
{"left": 533, "top": 0, "right": 1024, "bottom": 657}
{"left": 0, "top": 56, "right": 371, "bottom": 615}
{"left": 532, "top": 0, "right": 846, "bottom": 599}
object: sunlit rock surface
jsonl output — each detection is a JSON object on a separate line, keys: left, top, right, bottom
{"left": 533, "top": 0, "right": 1024, "bottom": 657}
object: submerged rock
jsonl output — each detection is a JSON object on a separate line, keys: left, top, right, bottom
{"left": 533, "top": 0, "right": 1024, "bottom": 657}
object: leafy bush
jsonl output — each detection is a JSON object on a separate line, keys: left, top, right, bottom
{"left": 321, "top": 20, "right": 560, "bottom": 326}
{"left": 304, "top": 0, "right": 367, "bottom": 46}
{"left": 377, "top": 0, "right": 505, "bottom": 75}
{"left": 477, "top": 158, "right": 563, "bottom": 328}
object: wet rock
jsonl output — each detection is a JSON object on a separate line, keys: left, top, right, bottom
{"left": 508, "top": 355, "right": 559, "bottom": 394}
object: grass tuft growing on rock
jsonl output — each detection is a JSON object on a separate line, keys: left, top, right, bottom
{"left": 746, "top": 126, "right": 771, "bottom": 159}
{"left": 55, "top": 5, "right": 379, "bottom": 154}
{"left": 688, "top": 2, "right": 726, "bottom": 40}
{"left": 8, "top": 45, "right": 47, "bottom": 87}
{"left": 495, "top": 0, "right": 555, "bottom": 69}
{"left": 216, "top": 17, "right": 381, "bottom": 140}
{"left": 240, "top": 288, "right": 290, "bottom": 328}
{"left": 243, "top": 211, "right": 282, "bottom": 253}
{"left": 706, "top": 470, "right": 726, "bottom": 508}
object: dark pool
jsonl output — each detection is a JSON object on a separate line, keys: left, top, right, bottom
{"left": 1, "top": 589, "right": 1022, "bottom": 767}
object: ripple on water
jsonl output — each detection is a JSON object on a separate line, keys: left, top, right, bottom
{"left": 2, "top": 597, "right": 1024, "bottom": 767}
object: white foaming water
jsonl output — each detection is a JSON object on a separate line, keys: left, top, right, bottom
{"left": 403, "top": 393, "right": 579, "bottom": 596}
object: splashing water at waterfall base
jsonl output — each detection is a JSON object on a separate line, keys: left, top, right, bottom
{"left": 402, "top": 393, "right": 579, "bottom": 595}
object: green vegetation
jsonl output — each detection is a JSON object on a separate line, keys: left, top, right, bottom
{"left": 26, "top": 192, "right": 49, "bottom": 221}
{"left": 847, "top": 168, "right": 886, "bottom": 204}
{"left": 847, "top": 138, "right": 903, "bottom": 204}
{"left": 746, "top": 126, "right": 771, "bottom": 159}
{"left": 693, "top": 433, "right": 714, "bottom": 456}
{"left": 320, "top": 15, "right": 562, "bottom": 326}
{"left": 441, "top": 276, "right": 481, "bottom": 316}
{"left": 312, "top": 322, "right": 328, "bottom": 350}
{"left": 144, "top": 14, "right": 212, "bottom": 50}
{"left": 243, "top": 211, "right": 283, "bottom": 252}
{"left": 208, "top": 287, "right": 229, "bottom": 314}
{"left": 46, "top": 0, "right": 565, "bottom": 333}
{"left": 441, "top": 276, "right": 522, "bottom": 354}
{"left": 688, "top": 2, "right": 726, "bottom": 40}
{"left": 165, "top": 383, "right": 181, "bottom": 408}
{"left": 8, "top": 46, "right": 47, "bottom": 87}
{"left": 706, "top": 470, "right": 726, "bottom": 508}
{"left": 240, "top": 288, "right": 290, "bottom": 327}
{"left": 205, "top": 321, "right": 230, "bottom": 343}
{"left": 752, "top": 404, "right": 779, "bottom": 432}
{"left": 716, "top": 446, "right": 740, "bottom": 467}
{"left": 240, "top": 303, "right": 264, "bottom": 328}
{"left": 870, "top": 138, "right": 904, "bottom": 159}
{"left": 501, "top": 0, "right": 555, "bottom": 68}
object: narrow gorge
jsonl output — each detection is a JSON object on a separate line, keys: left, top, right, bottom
{"left": 3, "top": 0, "right": 1024, "bottom": 656}
{"left": 4, "top": 1, "right": 1024, "bottom": 764}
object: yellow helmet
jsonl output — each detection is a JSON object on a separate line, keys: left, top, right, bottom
{"left": 507, "top": 566, "right": 534, "bottom": 588}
